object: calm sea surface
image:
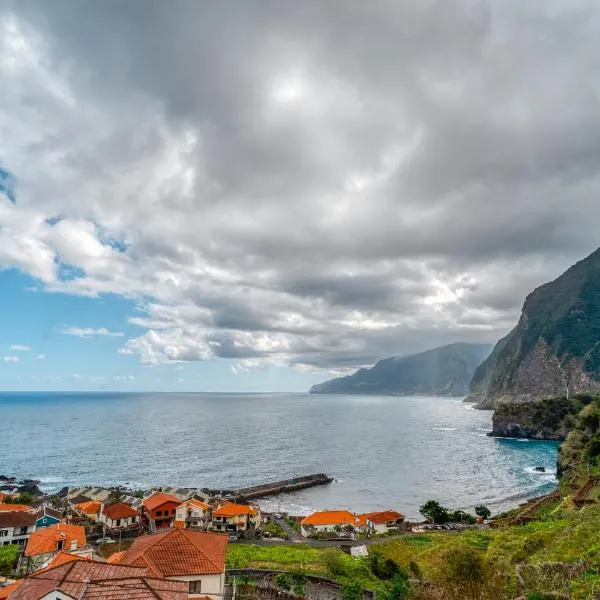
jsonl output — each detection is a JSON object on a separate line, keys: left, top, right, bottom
{"left": 0, "top": 392, "right": 558, "bottom": 519}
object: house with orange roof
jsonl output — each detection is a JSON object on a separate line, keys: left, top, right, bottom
{"left": 24, "top": 523, "right": 91, "bottom": 571}
{"left": 211, "top": 502, "right": 260, "bottom": 534}
{"left": 357, "top": 510, "right": 404, "bottom": 535}
{"left": 174, "top": 498, "right": 210, "bottom": 530}
{"left": 142, "top": 491, "right": 181, "bottom": 530}
{"left": 73, "top": 500, "right": 101, "bottom": 521}
{"left": 118, "top": 528, "right": 228, "bottom": 598}
{"left": 7, "top": 557, "right": 188, "bottom": 600}
{"left": 300, "top": 510, "right": 359, "bottom": 537}
{"left": 98, "top": 501, "right": 139, "bottom": 530}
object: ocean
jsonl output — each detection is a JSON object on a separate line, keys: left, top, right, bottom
{"left": 0, "top": 392, "right": 558, "bottom": 519}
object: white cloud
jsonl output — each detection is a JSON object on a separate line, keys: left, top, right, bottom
{"left": 62, "top": 327, "right": 124, "bottom": 339}
{"left": 9, "top": 344, "right": 31, "bottom": 351}
{"left": 2, "top": 3, "right": 600, "bottom": 374}
{"left": 112, "top": 374, "right": 135, "bottom": 382}
{"left": 2, "top": 356, "right": 19, "bottom": 363}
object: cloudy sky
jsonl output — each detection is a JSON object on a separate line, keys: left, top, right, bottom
{"left": 1, "top": 0, "right": 599, "bottom": 392}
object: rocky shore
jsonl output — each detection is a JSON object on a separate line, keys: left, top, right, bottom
{"left": 489, "top": 395, "right": 594, "bottom": 440}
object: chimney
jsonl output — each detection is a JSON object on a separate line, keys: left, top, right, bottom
{"left": 70, "top": 539, "right": 78, "bottom": 550}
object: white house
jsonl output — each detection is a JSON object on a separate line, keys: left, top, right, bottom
{"left": 174, "top": 498, "right": 210, "bottom": 529}
{"left": 116, "top": 529, "right": 228, "bottom": 599}
{"left": 357, "top": 510, "right": 405, "bottom": 534}
{"left": 98, "top": 502, "right": 138, "bottom": 529}
{"left": 299, "top": 510, "right": 359, "bottom": 537}
{"left": 211, "top": 502, "right": 261, "bottom": 533}
{"left": 0, "top": 511, "right": 36, "bottom": 549}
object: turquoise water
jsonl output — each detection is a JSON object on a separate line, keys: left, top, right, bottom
{"left": 0, "top": 392, "right": 558, "bottom": 519}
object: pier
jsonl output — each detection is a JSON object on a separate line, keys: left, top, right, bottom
{"left": 209, "top": 473, "right": 334, "bottom": 502}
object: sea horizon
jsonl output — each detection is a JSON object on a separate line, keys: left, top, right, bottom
{"left": 0, "top": 392, "right": 558, "bottom": 520}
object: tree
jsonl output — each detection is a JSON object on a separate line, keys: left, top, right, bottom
{"left": 108, "top": 487, "right": 123, "bottom": 504}
{"left": 474, "top": 505, "right": 491, "bottom": 520}
{"left": 0, "top": 544, "right": 19, "bottom": 577}
{"left": 448, "top": 510, "right": 476, "bottom": 524}
{"left": 419, "top": 500, "right": 450, "bottom": 524}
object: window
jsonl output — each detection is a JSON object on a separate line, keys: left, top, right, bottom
{"left": 19, "top": 526, "right": 28, "bottom": 535}
{"left": 116, "top": 519, "right": 121, "bottom": 527}
{"left": 0, "top": 530, "right": 7, "bottom": 537}
{"left": 189, "top": 580, "right": 202, "bottom": 594}
{"left": 156, "top": 511, "right": 162, "bottom": 516}
{"left": 57, "top": 540, "right": 64, "bottom": 550}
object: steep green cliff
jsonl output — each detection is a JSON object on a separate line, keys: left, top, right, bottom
{"left": 310, "top": 342, "right": 491, "bottom": 396}
{"left": 468, "top": 247, "right": 600, "bottom": 407}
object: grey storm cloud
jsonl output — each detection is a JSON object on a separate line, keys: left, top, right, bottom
{"left": 2, "top": 0, "right": 600, "bottom": 372}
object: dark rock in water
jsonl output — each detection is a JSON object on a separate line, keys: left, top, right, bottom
{"left": 534, "top": 466, "right": 546, "bottom": 472}
{"left": 489, "top": 396, "right": 589, "bottom": 440}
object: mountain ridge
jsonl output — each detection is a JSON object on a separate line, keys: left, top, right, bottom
{"left": 468, "top": 246, "right": 600, "bottom": 409}
{"left": 310, "top": 342, "right": 492, "bottom": 396}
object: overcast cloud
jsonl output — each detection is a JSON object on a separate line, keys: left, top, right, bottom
{"left": 1, "top": 0, "right": 600, "bottom": 373}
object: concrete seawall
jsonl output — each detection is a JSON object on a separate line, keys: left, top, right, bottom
{"left": 207, "top": 473, "right": 334, "bottom": 501}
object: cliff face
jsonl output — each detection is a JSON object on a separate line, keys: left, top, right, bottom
{"left": 310, "top": 342, "right": 491, "bottom": 396}
{"left": 468, "top": 247, "right": 600, "bottom": 408}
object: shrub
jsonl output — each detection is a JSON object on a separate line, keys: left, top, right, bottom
{"left": 323, "top": 548, "right": 349, "bottom": 576}
{"left": 369, "top": 551, "right": 402, "bottom": 580}
{"left": 342, "top": 580, "right": 364, "bottom": 600}
{"left": 275, "top": 573, "right": 291, "bottom": 591}
{"left": 384, "top": 573, "right": 410, "bottom": 600}
{"left": 409, "top": 561, "right": 423, "bottom": 581}
{"left": 439, "top": 546, "right": 488, "bottom": 600}
{"left": 0, "top": 544, "right": 19, "bottom": 577}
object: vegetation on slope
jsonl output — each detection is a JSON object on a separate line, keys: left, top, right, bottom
{"left": 470, "top": 247, "right": 600, "bottom": 402}
{"left": 229, "top": 396, "right": 600, "bottom": 598}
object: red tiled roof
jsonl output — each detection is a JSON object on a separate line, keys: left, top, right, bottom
{"left": 0, "top": 511, "right": 35, "bottom": 528}
{"left": 0, "top": 504, "right": 30, "bottom": 512}
{"left": 106, "top": 551, "right": 126, "bottom": 565}
{"left": 8, "top": 560, "right": 187, "bottom": 600}
{"left": 25, "top": 523, "right": 87, "bottom": 557}
{"left": 143, "top": 492, "right": 181, "bottom": 511}
{"left": 300, "top": 510, "right": 358, "bottom": 526}
{"left": 180, "top": 498, "right": 209, "bottom": 511}
{"left": 212, "top": 502, "right": 256, "bottom": 517}
{"left": 75, "top": 500, "right": 101, "bottom": 515}
{"left": 119, "top": 529, "right": 228, "bottom": 577}
{"left": 103, "top": 502, "right": 138, "bottom": 520}
{"left": 360, "top": 510, "right": 404, "bottom": 525}
{"left": 0, "top": 579, "right": 22, "bottom": 599}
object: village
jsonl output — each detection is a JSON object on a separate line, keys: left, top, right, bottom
{"left": 0, "top": 475, "right": 414, "bottom": 599}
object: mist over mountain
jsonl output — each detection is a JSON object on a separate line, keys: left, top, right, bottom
{"left": 310, "top": 343, "right": 491, "bottom": 396}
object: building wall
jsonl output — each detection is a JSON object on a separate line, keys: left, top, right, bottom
{"left": 98, "top": 513, "right": 136, "bottom": 529}
{"left": 167, "top": 572, "right": 224, "bottom": 599}
{"left": 300, "top": 523, "right": 348, "bottom": 536}
{"left": 148, "top": 501, "right": 180, "bottom": 527}
{"left": 0, "top": 524, "right": 35, "bottom": 549}
{"left": 36, "top": 515, "right": 60, "bottom": 529}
